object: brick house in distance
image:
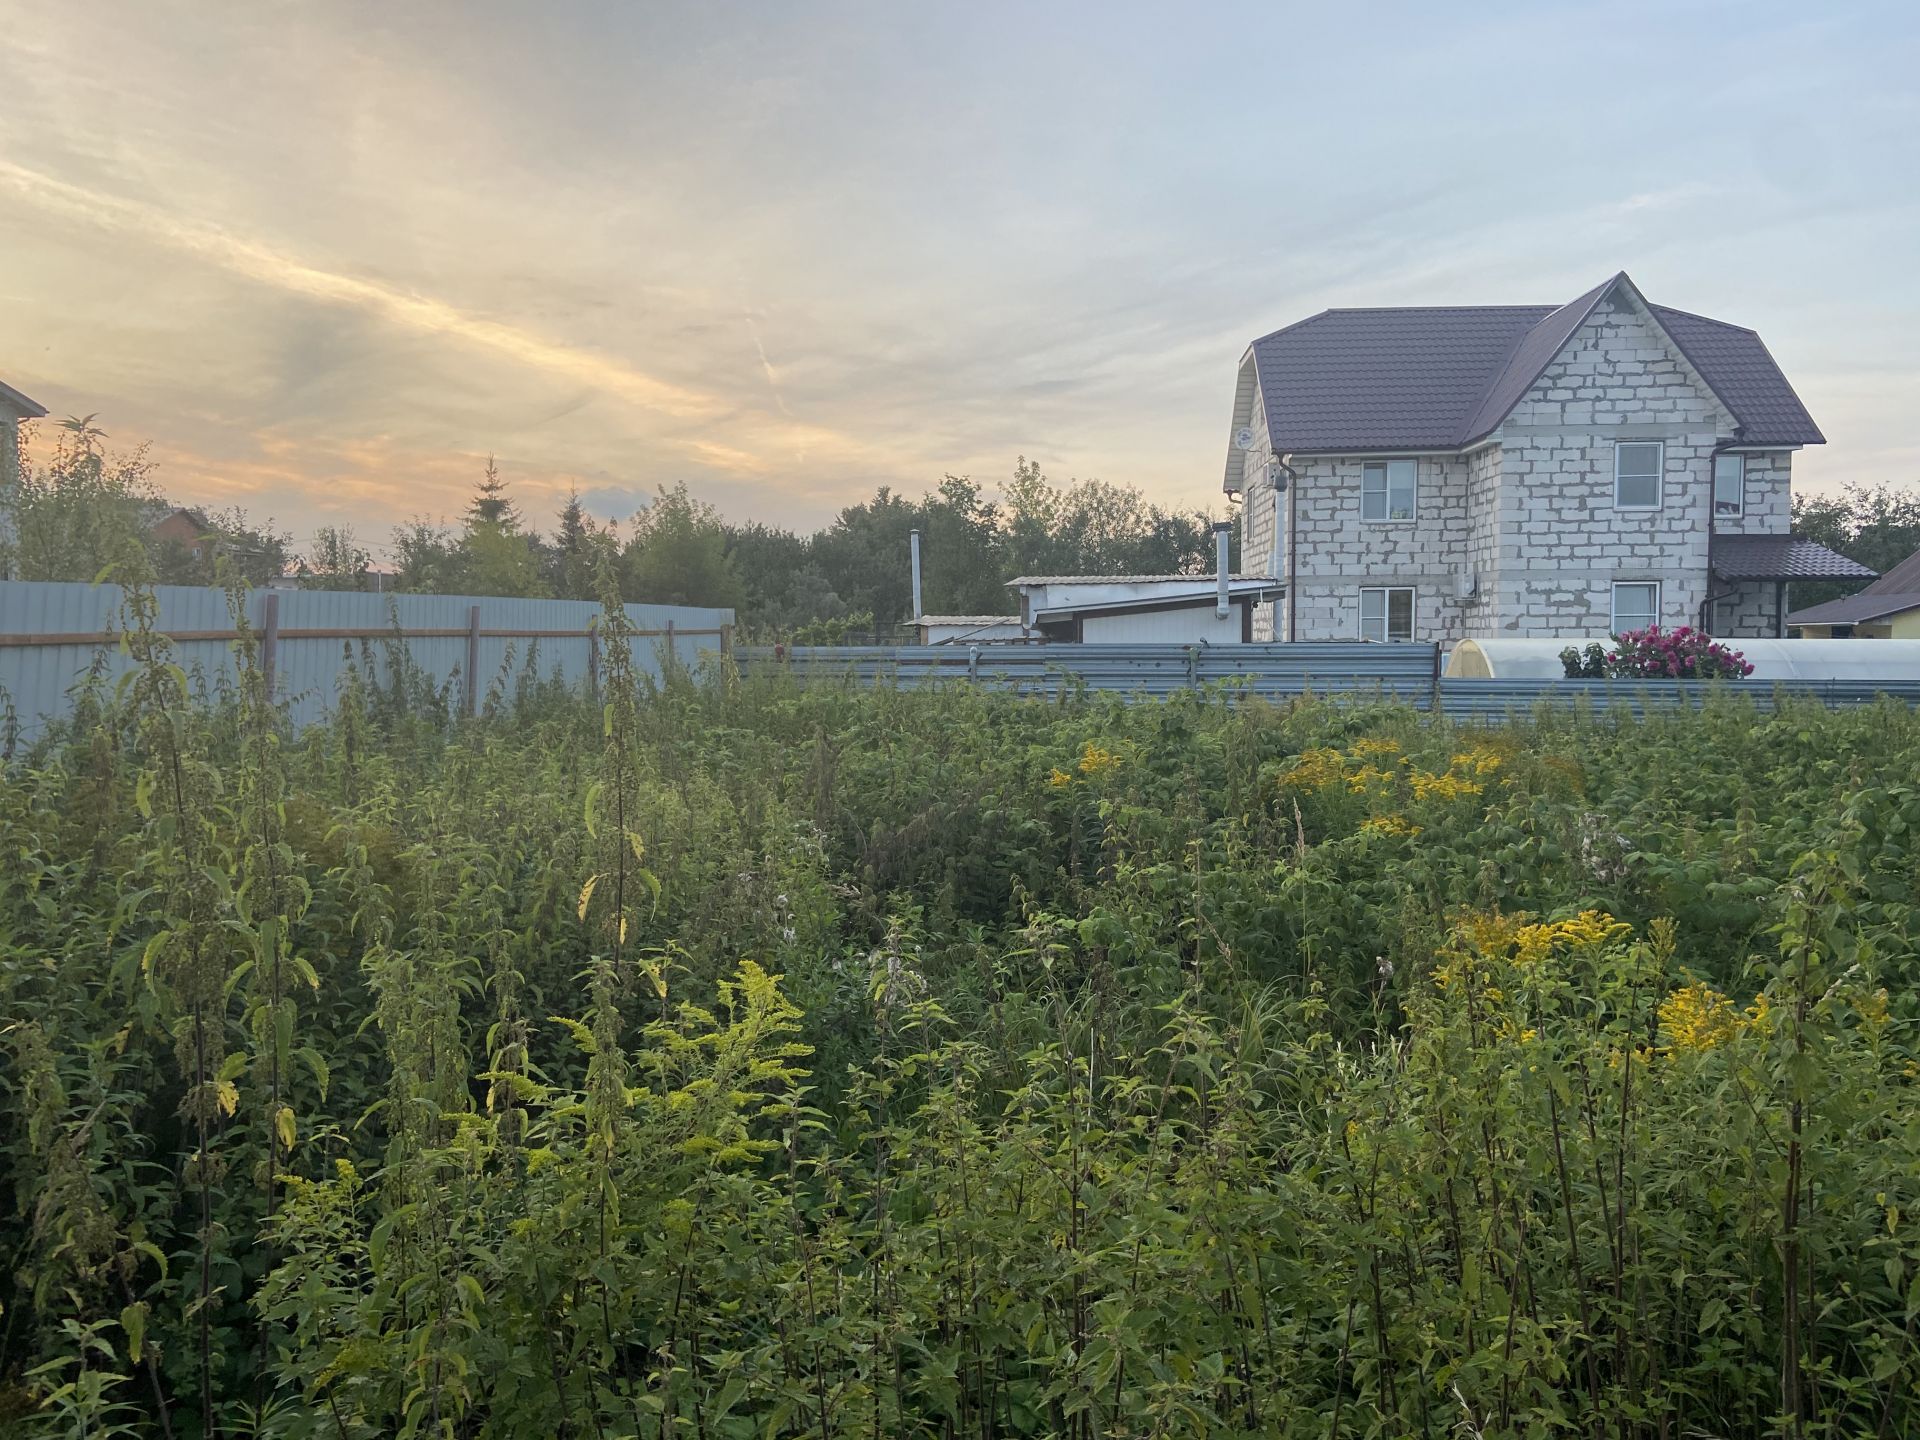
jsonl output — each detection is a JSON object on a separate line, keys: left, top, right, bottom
{"left": 1223, "top": 272, "right": 1870, "bottom": 646}
{"left": 147, "top": 506, "right": 215, "bottom": 559}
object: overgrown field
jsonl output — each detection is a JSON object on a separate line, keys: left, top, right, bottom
{"left": 4, "top": 592, "right": 1920, "bottom": 1439}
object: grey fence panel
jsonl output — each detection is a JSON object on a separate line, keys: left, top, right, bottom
{"left": 742, "top": 645, "right": 1920, "bottom": 719}
{"left": 1435, "top": 677, "right": 1920, "bottom": 721}
{"left": 744, "top": 643, "right": 1440, "bottom": 703}
{"left": 0, "top": 581, "right": 734, "bottom": 741}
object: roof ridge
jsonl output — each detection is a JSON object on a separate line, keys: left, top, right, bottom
{"left": 1316, "top": 303, "right": 1556, "bottom": 314}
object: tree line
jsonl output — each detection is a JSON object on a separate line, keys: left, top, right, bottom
{"left": 5, "top": 415, "right": 1913, "bottom": 637}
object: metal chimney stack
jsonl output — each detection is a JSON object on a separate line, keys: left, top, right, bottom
{"left": 909, "top": 528, "right": 924, "bottom": 621}
{"left": 1213, "top": 522, "right": 1231, "bottom": 618}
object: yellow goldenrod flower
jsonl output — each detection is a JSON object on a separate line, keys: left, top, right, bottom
{"left": 1859, "top": 987, "right": 1890, "bottom": 1033}
{"left": 1346, "top": 764, "right": 1398, "bottom": 796}
{"left": 1359, "top": 814, "right": 1421, "bottom": 837}
{"left": 1078, "top": 742, "right": 1121, "bottom": 776}
{"left": 1409, "top": 768, "right": 1483, "bottom": 801}
{"left": 1048, "top": 768, "right": 1073, "bottom": 789}
{"left": 1278, "top": 747, "right": 1347, "bottom": 791}
{"left": 1659, "top": 983, "right": 1740, "bottom": 1053}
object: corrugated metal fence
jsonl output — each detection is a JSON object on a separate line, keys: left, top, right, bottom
{"left": 0, "top": 581, "right": 734, "bottom": 740}
{"left": 744, "top": 644, "right": 1920, "bottom": 716}
{"left": 744, "top": 643, "right": 1439, "bottom": 700}
{"left": 1437, "top": 676, "right": 1920, "bottom": 718}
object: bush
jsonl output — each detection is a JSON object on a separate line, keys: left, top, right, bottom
{"left": 1562, "top": 626, "right": 1754, "bottom": 679}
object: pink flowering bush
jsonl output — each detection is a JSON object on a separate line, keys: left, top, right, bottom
{"left": 1561, "top": 626, "right": 1754, "bottom": 680}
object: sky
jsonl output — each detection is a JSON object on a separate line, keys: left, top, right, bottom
{"left": 1, "top": 1, "right": 1916, "bottom": 561}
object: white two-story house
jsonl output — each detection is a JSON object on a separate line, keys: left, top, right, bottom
{"left": 1223, "top": 272, "right": 1871, "bottom": 645}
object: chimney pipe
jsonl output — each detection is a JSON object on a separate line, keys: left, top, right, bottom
{"left": 909, "top": 528, "right": 923, "bottom": 621}
{"left": 1213, "top": 521, "right": 1231, "bottom": 619}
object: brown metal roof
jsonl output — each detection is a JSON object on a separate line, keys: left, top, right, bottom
{"left": 1710, "top": 534, "right": 1876, "bottom": 581}
{"left": 1239, "top": 273, "right": 1824, "bottom": 463}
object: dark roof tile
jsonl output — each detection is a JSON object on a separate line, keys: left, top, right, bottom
{"left": 1709, "top": 534, "right": 1875, "bottom": 581}
{"left": 1649, "top": 306, "right": 1824, "bottom": 445}
{"left": 1240, "top": 274, "right": 1824, "bottom": 460}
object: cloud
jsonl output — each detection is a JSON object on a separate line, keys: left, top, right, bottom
{"left": 0, "top": 158, "right": 903, "bottom": 482}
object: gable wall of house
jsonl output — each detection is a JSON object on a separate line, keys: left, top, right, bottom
{"left": 1490, "top": 289, "right": 1737, "bottom": 635}
{"left": 1240, "top": 380, "right": 1283, "bottom": 640}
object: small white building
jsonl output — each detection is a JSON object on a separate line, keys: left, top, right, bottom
{"left": 915, "top": 614, "right": 1029, "bottom": 645}
{"left": 1008, "top": 575, "right": 1283, "bottom": 644}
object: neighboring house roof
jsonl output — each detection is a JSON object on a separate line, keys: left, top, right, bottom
{"left": 1013, "top": 576, "right": 1285, "bottom": 624}
{"left": 1709, "top": 534, "right": 1875, "bottom": 581}
{"left": 1007, "top": 574, "right": 1276, "bottom": 586}
{"left": 0, "top": 378, "right": 48, "bottom": 418}
{"left": 1870, "top": 546, "right": 1920, "bottom": 594}
{"left": 1786, "top": 590, "right": 1920, "bottom": 626}
{"left": 915, "top": 615, "right": 1024, "bottom": 626}
{"left": 148, "top": 506, "right": 212, "bottom": 531}
{"left": 1232, "top": 271, "right": 1823, "bottom": 475}
{"left": 1787, "top": 543, "right": 1920, "bottom": 626}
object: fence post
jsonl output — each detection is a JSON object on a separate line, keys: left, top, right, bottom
{"left": 261, "top": 590, "right": 280, "bottom": 703}
{"left": 1185, "top": 645, "right": 1198, "bottom": 690}
{"left": 665, "top": 617, "right": 676, "bottom": 670}
{"left": 587, "top": 627, "right": 600, "bottom": 698}
{"left": 465, "top": 604, "right": 481, "bottom": 716}
{"left": 968, "top": 644, "right": 980, "bottom": 682}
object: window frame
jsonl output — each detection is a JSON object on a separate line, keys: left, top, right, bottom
{"left": 1359, "top": 586, "right": 1416, "bottom": 643}
{"left": 1360, "top": 458, "right": 1417, "bottom": 523}
{"left": 1613, "top": 440, "right": 1664, "bottom": 511}
{"left": 1609, "top": 580, "right": 1661, "bottom": 635}
{"left": 1712, "top": 452, "right": 1745, "bottom": 520}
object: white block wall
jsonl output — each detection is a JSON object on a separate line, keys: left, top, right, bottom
{"left": 1280, "top": 453, "right": 1476, "bottom": 642}
{"left": 1716, "top": 450, "right": 1794, "bottom": 535}
{"left": 1712, "top": 581, "right": 1786, "bottom": 637}
{"left": 1082, "top": 603, "right": 1243, "bottom": 643}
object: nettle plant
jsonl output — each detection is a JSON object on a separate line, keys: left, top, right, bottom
{"left": 1561, "top": 626, "right": 1755, "bottom": 680}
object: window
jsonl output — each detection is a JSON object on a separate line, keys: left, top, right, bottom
{"left": 1614, "top": 441, "right": 1663, "bottom": 509}
{"left": 1610, "top": 581, "right": 1660, "bottom": 634}
{"left": 1361, "top": 459, "right": 1416, "bottom": 521}
{"left": 1360, "top": 587, "right": 1415, "bottom": 642}
{"left": 1713, "top": 453, "right": 1744, "bottom": 519}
